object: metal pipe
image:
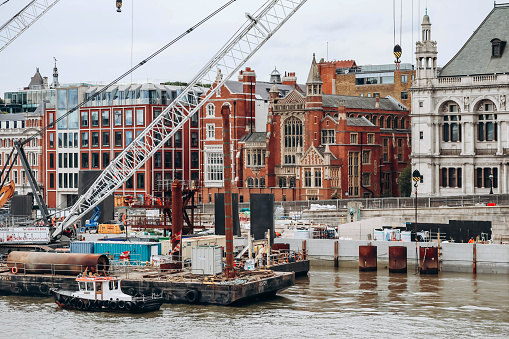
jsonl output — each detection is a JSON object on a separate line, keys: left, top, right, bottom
{"left": 222, "top": 104, "right": 235, "bottom": 279}
{"left": 7, "top": 252, "right": 109, "bottom": 275}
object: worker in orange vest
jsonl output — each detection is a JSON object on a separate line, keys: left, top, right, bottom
{"left": 468, "top": 237, "right": 475, "bottom": 244}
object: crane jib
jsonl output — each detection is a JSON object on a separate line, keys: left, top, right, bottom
{"left": 55, "top": 0, "right": 308, "bottom": 239}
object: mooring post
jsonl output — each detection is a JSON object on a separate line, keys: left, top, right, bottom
{"left": 473, "top": 243, "right": 477, "bottom": 275}
{"left": 334, "top": 241, "right": 339, "bottom": 268}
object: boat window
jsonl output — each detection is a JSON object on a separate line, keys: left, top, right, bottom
{"left": 86, "top": 282, "right": 94, "bottom": 291}
{"left": 79, "top": 282, "right": 86, "bottom": 290}
{"left": 109, "top": 281, "right": 114, "bottom": 290}
{"left": 96, "top": 283, "right": 102, "bottom": 292}
{"left": 113, "top": 281, "right": 119, "bottom": 290}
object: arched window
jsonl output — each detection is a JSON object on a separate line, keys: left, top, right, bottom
{"left": 386, "top": 117, "right": 392, "bottom": 129}
{"left": 393, "top": 117, "right": 399, "bottom": 129}
{"left": 206, "top": 104, "right": 215, "bottom": 117}
{"left": 247, "top": 177, "right": 254, "bottom": 187}
{"left": 279, "top": 177, "right": 287, "bottom": 188}
{"left": 371, "top": 116, "right": 377, "bottom": 125}
{"left": 289, "top": 177, "right": 296, "bottom": 188}
{"left": 284, "top": 117, "right": 303, "bottom": 150}
{"left": 259, "top": 178, "right": 265, "bottom": 188}
{"left": 379, "top": 116, "right": 385, "bottom": 128}
{"left": 476, "top": 100, "right": 497, "bottom": 142}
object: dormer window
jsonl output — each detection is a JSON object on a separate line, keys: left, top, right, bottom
{"left": 491, "top": 38, "right": 506, "bottom": 58}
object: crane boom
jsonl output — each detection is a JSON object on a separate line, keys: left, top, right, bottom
{"left": 54, "top": 0, "right": 307, "bottom": 240}
{"left": 0, "top": 0, "right": 60, "bottom": 53}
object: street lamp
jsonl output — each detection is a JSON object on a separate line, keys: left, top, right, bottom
{"left": 489, "top": 173, "right": 494, "bottom": 195}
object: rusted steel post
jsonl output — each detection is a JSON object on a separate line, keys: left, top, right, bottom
{"left": 473, "top": 243, "right": 477, "bottom": 274}
{"left": 222, "top": 104, "right": 235, "bottom": 279}
{"left": 389, "top": 246, "right": 407, "bottom": 273}
{"left": 171, "top": 180, "right": 183, "bottom": 266}
{"left": 334, "top": 241, "right": 339, "bottom": 268}
{"left": 359, "top": 245, "right": 377, "bottom": 271}
{"left": 302, "top": 240, "right": 307, "bottom": 260}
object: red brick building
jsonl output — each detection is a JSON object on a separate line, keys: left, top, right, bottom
{"left": 43, "top": 84, "right": 201, "bottom": 208}
{"left": 201, "top": 56, "right": 411, "bottom": 203}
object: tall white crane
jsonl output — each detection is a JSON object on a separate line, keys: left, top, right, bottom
{"left": 54, "top": 0, "right": 308, "bottom": 239}
{"left": 0, "top": 0, "right": 60, "bottom": 53}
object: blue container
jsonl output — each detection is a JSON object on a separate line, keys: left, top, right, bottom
{"left": 70, "top": 241, "right": 95, "bottom": 254}
{"left": 94, "top": 241, "right": 161, "bottom": 264}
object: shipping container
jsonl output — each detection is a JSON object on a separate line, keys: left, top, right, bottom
{"left": 191, "top": 246, "right": 223, "bottom": 275}
{"left": 94, "top": 241, "right": 161, "bottom": 264}
{"left": 70, "top": 241, "right": 95, "bottom": 254}
{"left": 160, "top": 240, "right": 171, "bottom": 255}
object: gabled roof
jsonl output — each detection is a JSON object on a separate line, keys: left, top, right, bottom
{"left": 223, "top": 81, "right": 304, "bottom": 101}
{"left": 334, "top": 60, "right": 356, "bottom": 68}
{"left": 346, "top": 117, "right": 374, "bottom": 127}
{"left": 323, "top": 94, "right": 406, "bottom": 111}
{"left": 239, "top": 132, "right": 267, "bottom": 143}
{"left": 440, "top": 4, "right": 509, "bottom": 76}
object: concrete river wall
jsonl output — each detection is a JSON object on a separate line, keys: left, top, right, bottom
{"left": 275, "top": 238, "right": 509, "bottom": 274}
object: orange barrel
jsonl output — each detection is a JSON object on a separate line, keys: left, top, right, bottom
{"left": 419, "top": 246, "right": 439, "bottom": 275}
{"left": 359, "top": 245, "right": 377, "bottom": 271}
{"left": 389, "top": 246, "right": 407, "bottom": 273}
{"left": 7, "top": 252, "right": 109, "bottom": 276}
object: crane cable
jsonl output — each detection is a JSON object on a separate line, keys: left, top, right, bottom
{"left": 0, "top": 0, "right": 10, "bottom": 7}
{"left": 19, "top": 0, "right": 237, "bottom": 147}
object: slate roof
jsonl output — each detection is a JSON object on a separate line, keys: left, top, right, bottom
{"left": 28, "top": 68, "right": 44, "bottom": 88}
{"left": 239, "top": 132, "right": 267, "bottom": 143}
{"left": 323, "top": 94, "right": 406, "bottom": 111}
{"left": 306, "top": 54, "right": 323, "bottom": 84}
{"left": 224, "top": 81, "right": 304, "bottom": 101}
{"left": 346, "top": 117, "right": 375, "bottom": 127}
{"left": 0, "top": 113, "right": 25, "bottom": 121}
{"left": 440, "top": 4, "right": 509, "bottom": 76}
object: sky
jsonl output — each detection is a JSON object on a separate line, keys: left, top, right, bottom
{"left": 0, "top": 0, "right": 498, "bottom": 97}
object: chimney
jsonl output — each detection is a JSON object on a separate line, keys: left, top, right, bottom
{"left": 375, "top": 96, "right": 380, "bottom": 109}
{"left": 282, "top": 72, "right": 297, "bottom": 87}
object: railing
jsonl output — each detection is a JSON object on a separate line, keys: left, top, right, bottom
{"left": 438, "top": 77, "right": 461, "bottom": 84}
{"left": 440, "top": 149, "right": 461, "bottom": 156}
{"left": 197, "top": 194, "right": 509, "bottom": 213}
{"left": 473, "top": 75, "right": 497, "bottom": 82}
{"left": 476, "top": 148, "right": 497, "bottom": 155}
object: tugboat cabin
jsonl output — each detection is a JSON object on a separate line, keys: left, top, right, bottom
{"left": 76, "top": 276, "right": 130, "bottom": 301}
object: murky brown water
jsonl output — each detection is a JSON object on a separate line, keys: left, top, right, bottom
{"left": 1, "top": 266, "right": 509, "bottom": 338}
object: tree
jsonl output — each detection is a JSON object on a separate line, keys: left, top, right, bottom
{"left": 398, "top": 165, "right": 412, "bottom": 197}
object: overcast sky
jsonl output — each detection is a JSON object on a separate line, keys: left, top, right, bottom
{"left": 0, "top": 0, "right": 498, "bottom": 97}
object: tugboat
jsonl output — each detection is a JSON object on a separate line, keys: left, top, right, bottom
{"left": 52, "top": 274, "right": 164, "bottom": 313}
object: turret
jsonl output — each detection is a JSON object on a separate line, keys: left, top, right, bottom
{"left": 52, "top": 57, "right": 60, "bottom": 88}
{"left": 415, "top": 9, "right": 438, "bottom": 80}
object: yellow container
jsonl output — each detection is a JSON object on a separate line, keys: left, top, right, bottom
{"left": 98, "top": 224, "right": 123, "bottom": 234}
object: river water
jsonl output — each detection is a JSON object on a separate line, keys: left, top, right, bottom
{"left": 1, "top": 266, "right": 509, "bottom": 338}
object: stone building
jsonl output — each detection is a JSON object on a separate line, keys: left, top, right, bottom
{"left": 411, "top": 4, "right": 509, "bottom": 196}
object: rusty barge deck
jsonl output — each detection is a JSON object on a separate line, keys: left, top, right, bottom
{"left": 0, "top": 268, "right": 295, "bottom": 305}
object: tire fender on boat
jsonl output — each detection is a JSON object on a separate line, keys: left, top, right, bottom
{"left": 39, "top": 284, "right": 50, "bottom": 295}
{"left": 185, "top": 289, "right": 200, "bottom": 304}
{"left": 77, "top": 299, "right": 84, "bottom": 310}
{"left": 137, "top": 300, "right": 145, "bottom": 309}
{"left": 118, "top": 300, "right": 126, "bottom": 309}
{"left": 110, "top": 300, "right": 118, "bottom": 310}
{"left": 125, "top": 301, "right": 132, "bottom": 311}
